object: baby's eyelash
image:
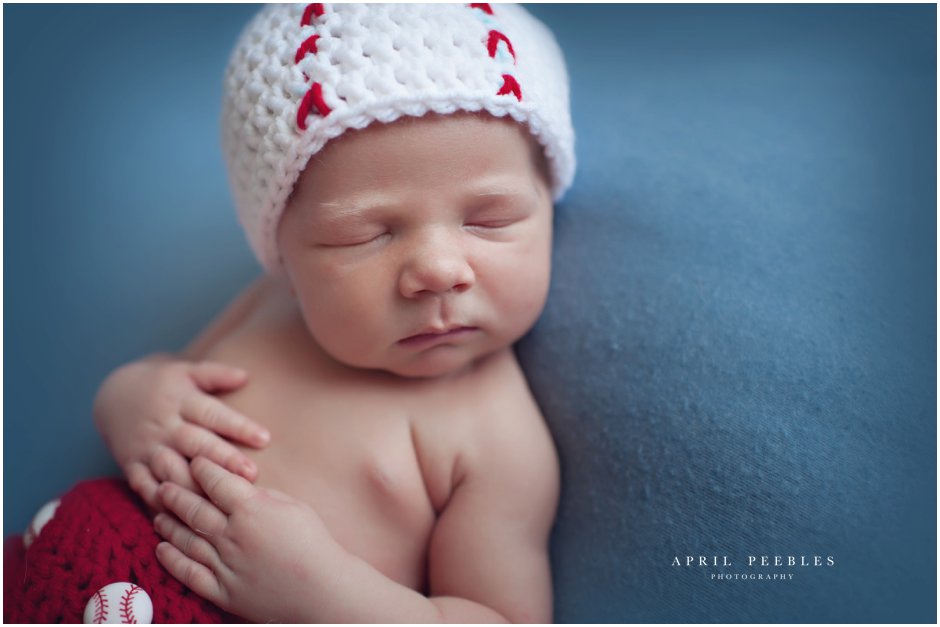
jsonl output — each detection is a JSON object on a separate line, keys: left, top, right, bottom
{"left": 464, "top": 209, "right": 530, "bottom": 229}
{"left": 316, "top": 231, "right": 390, "bottom": 248}
{"left": 464, "top": 219, "right": 517, "bottom": 229}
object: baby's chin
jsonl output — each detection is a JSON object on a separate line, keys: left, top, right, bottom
{"left": 382, "top": 350, "right": 487, "bottom": 379}
{"left": 384, "top": 360, "right": 474, "bottom": 379}
{"left": 339, "top": 345, "right": 501, "bottom": 380}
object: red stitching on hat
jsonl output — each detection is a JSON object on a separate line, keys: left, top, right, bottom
{"left": 497, "top": 74, "right": 522, "bottom": 101}
{"left": 296, "top": 4, "right": 330, "bottom": 128}
{"left": 297, "top": 83, "right": 331, "bottom": 129}
{"left": 486, "top": 30, "right": 516, "bottom": 62}
{"left": 465, "top": 5, "right": 523, "bottom": 101}
{"left": 294, "top": 34, "right": 320, "bottom": 64}
{"left": 301, "top": 3, "right": 324, "bottom": 26}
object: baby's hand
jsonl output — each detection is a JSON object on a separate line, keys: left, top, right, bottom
{"left": 93, "top": 355, "right": 270, "bottom": 511}
{"left": 155, "top": 458, "right": 334, "bottom": 623}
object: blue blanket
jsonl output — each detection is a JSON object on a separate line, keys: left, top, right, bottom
{"left": 4, "top": 4, "right": 935, "bottom": 622}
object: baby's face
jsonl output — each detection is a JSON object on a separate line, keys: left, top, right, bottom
{"left": 277, "top": 113, "right": 552, "bottom": 378}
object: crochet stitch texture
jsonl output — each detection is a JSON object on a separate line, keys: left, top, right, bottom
{"left": 3, "top": 479, "right": 233, "bottom": 623}
{"left": 223, "top": 3, "right": 575, "bottom": 274}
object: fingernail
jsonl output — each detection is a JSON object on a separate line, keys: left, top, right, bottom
{"left": 240, "top": 460, "right": 256, "bottom": 476}
{"left": 233, "top": 368, "right": 248, "bottom": 378}
{"left": 255, "top": 430, "right": 270, "bottom": 445}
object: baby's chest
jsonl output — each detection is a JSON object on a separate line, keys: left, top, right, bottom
{"left": 211, "top": 355, "right": 466, "bottom": 591}
{"left": 250, "top": 387, "right": 437, "bottom": 520}
{"left": 201, "top": 308, "right": 483, "bottom": 590}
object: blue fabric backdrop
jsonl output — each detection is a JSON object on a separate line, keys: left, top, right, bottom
{"left": 4, "top": 4, "right": 936, "bottom": 623}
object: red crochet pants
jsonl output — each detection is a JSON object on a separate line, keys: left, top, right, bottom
{"left": 3, "top": 478, "right": 236, "bottom": 623}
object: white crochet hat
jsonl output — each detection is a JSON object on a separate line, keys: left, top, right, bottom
{"left": 222, "top": 3, "right": 576, "bottom": 274}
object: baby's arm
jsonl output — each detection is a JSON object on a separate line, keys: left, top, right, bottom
{"left": 154, "top": 366, "right": 559, "bottom": 623}
{"left": 93, "top": 276, "right": 275, "bottom": 510}
{"left": 419, "top": 387, "right": 560, "bottom": 623}
{"left": 326, "top": 386, "right": 559, "bottom": 622}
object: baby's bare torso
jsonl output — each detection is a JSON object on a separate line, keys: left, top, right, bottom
{"left": 201, "top": 282, "right": 535, "bottom": 593}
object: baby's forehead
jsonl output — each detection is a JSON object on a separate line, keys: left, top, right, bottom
{"left": 298, "top": 112, "right": 543, "bottom": 180}
{"left": 316, "top": 111, "right": 549, "bottom": 177}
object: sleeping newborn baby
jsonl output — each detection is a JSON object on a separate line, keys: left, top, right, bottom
{"left": 92, "top": 3, "right": 575, "bottom": 622}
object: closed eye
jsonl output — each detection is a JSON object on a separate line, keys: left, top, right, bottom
{"left": 464, "top": 194, "right": 534, "bottom": 231}
{"left": 464, "top": 218, "right": 521, "bottom": 229}
{"left": 317, "top": 232, "right": 390, "bottom": 248}
{"left": 464, "top": 207, "right": 533, "bottom": 233}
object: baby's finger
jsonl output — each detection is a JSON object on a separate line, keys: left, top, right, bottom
{"left": 126, "top": 462, "right": 161, "bottom": 511}
{"left": 188, "top": 360, "right": 248, "bottom": 393}
{"left": 171, "top": 422, "right": 259, "bottom": 481}
{"left": 150, "top": 445, "right": 199, "bottom": 492}
{"left": 158, "top": 481, "right": 227, "bottom": 537}
{"left": 155, "top": 542, "right": 226, "bottom": 608}
{"left": 181, "top": 394, "right": 270, "bottom": 449}
{"left": 191, "top": 457, "right": 256, "bottom": 515}
{"left": 154, "top": 512, "right": 222, "bottom": 571}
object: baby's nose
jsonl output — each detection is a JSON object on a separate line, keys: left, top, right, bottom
{"left": 398, "top": 235, "right": 475, "bottom": 298}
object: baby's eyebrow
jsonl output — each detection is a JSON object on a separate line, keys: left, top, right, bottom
{"left": 473, "top": 189, "right": 521, "bottom": 198}
{"left": 312, "top": 194, "right": 395, "bottom": 220}
{"left": 307, "top": 181, "right": 534, "bottom": 223}
{"left": 468, "top": 186, "right": 537, "bottom": 205}
{"left": 467, "top": 175, "right": 539, "bottom": 199}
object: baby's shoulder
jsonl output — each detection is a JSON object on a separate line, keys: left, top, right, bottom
{"left": 458, "top": 348, "right": 555, "bottom": 465}
{"left": 410, "top": 348, "right": 556, "bottom": 502}
{"left": 419, "top": 347, "right": 543, "bottom": 432}
{"left": 463, "top": 347, "right": 542, "bottom": 421}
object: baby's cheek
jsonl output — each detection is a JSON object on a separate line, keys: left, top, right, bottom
{"left": 489, "top": 248, "right": 551, "bottom": 331}
{"left": 516, "top": 264, "right": 552, "bottom": 321}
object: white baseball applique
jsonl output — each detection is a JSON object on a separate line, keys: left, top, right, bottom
{"left": 83, "top": 582, "right": 153, "bottom": 624}
{"left": 23, "top": 498, "right": 60, "bottom": 549}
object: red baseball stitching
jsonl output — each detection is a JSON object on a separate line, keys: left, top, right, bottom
{"left": 92, "top": 590, "right": 108, "bottom": 624}
{"left": 301, "top": 3, "right": 324, "bottom": 26}
{"left": 296, "top": 3, "right": 524, "bottom": 127}
{"left": 297, "top": 83, "right": 331, "bottom": 129}
{"left": 294, "top": 34, "right": 320, "bottom": 64}
{"left": 119, "top": 584, "right": 141, "bottom": 624}
{"left": 497, "top": 74, "right": 522, "bottom": 100}
{"left": 486, "top": 30, "right": 516, "bottom": 62}
{"left": 296, "top": 4, "right": 331, "bottom": 129}
{"left": 466, "top": 4, "right": 522, "bottom": 102}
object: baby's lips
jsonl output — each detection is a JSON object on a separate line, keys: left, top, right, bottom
{"left": 397, "top": 326, "right": 480, "bottom": 348}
